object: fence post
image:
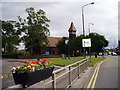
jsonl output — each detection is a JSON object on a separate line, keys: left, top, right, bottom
{"left": 78, "top": 63, "right": 80, "bottom": 78}
{"left": 69, "top": 66, "right": 71, "bottom": 87}
{"left": 87, "top": 59, "right": 89, "bottom": 67}
{"left": 85, "top": 61, "right": 87, "bottom": 70}
{"left": 52, "top": 73, "right": 56, "bottom": 90}
{"left": 86, "top": 61, "right": 88, "bottom": 69}
{"left": 88, "top": 58, "right": 90, "bottom": 67}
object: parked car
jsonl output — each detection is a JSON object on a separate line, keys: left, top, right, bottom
{"left": 111, "top": 52, "right": 117, "bottom": 56}
{"left": 98, "top": 52, "right": 103, "bottom": 56}
{"left": 107, "top": 52, "right": 111, "bottom": 55}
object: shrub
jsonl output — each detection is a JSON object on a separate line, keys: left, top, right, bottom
{"left": 2, "top": 52, "right": 23, "bottom": 59}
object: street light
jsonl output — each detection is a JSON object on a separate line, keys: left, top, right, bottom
{"left": 88, "top": 23, "right": 94, "bottom": 34}
{"left": 65, "top": 40, "right": 69, "bottom": 59}
{"left": 82, "top": 2, "right": 94, "bottom": 35}
{"left": 88, "top": 23, "right": 94, "bottom": 59}
{"left": 82, "top": 2, "right": 94, "bottom": 59}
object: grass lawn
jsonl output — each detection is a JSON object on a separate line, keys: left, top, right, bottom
{"left": 32, "top": 57, "right": 106, "bottom": 67}
{"left": 89, "top": 57, "right": 106, "bottom": 66}
{"left": 47, "top": 58, "right": 83, "bottom": 66}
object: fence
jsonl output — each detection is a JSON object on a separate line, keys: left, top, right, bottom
{"left": 39, "top": 58, "right": 89, "bottom": 89}
{"left": 4, "top": 58, "right": 90, "bottom": 89}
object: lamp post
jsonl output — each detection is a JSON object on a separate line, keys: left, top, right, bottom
{"left": 82, "top": 2, "right": 94, "bottom": 35}
{"left": 82, "top": 2, "right": 94, "bottom": 58}
{"left": 88, "top": 23, "right": 94, "bottom": 34}
{"left": 65, "top": 40, "right": 69, "bottom": 59}
{"left": 88, "top": 23, "right": 94, "bottom": 58}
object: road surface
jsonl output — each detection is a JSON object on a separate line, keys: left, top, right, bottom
{"left": 95, "top": 56, "right": 118, "bottom": 88}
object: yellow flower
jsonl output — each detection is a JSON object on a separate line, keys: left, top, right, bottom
{"left": 1, "top": 76, "right": 3, "bottom": 78}
{"left": 24, "top": 67, "right": 27, "bottom": 69}
{"left": 49, "top": 61, "right": 53, "bottom": 64}
{"left": 30, "top": 64, "right": 35, "bottom": 67}
{"left": 27, "top": 66, "right": 31, "bottom": 69}
{"left": 45, "top": 62, "right": 48, "bottom": 66}
{"left": 5, "top": 75, "right": 8, "bottom": 78}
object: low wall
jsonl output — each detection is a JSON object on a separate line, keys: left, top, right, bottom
{"left": 18, "top": 55, "right": 61, "bottom": 59}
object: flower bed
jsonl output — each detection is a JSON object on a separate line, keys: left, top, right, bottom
{"left": 11, "top": 58, "right": 54, "bottom": 87}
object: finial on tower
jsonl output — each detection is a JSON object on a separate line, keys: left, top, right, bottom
{"left": 68, "top": 22, "right": 76, "bottom": 32}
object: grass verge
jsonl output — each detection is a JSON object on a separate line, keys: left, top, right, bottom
{"left": 31, "top": 57, "right": 106, "bottom": 67}
{"left": 89, "top": 57, "right": 106, "bottom": 66}
{"left": 47, "top": 58, "right": 83, "bottom": 66}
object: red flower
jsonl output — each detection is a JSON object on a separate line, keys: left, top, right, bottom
{"left": 21, "top": 61, "right": 28, "bottom": 63}
{"left": 28, "top": 61, "right": 37, "bottom": 65}
{"left": 41, "top": 58, "right": 48, "bottom": 61}
{"left": 27, "top": 60, "right": 31, "bottom": 62}
{"left": 21, "top": 60, "right": 31, "bottom": 63}
{"left": 36, "top": 61, "right": 41, "bottom": 64}
{"left": 31, "top": 61, "right": 36, "bottom": 64}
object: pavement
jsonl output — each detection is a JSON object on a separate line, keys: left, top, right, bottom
{"left": 70, "top": 66, "right": 93, "bottom": 88}
{"left": 70, "top": 56, "right": 119, "bottom": 89}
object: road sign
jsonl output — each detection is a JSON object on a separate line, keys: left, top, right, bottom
{"left": 102, "top": 47, "right": 105, "bottom": 50}
{"left": 45, "top": 52, "right": 50, "bottom": 55}
{"left": 82, "top": 38, "right": 91, "bottom": 47}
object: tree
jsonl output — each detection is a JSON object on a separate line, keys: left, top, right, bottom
{"left": 69, "top": 35, "right": 85, "bottom": 56}
{"left": 86, "top": 33, "right": 109, "bottom": 54}
{"left": 56, "top": 37, "right": 68, "bottom": 54}
{"left": 16, "top": 7, "right": 50, "bottom": 55}
{"left": 1, "top": 20, "right": 20, "bottom": 54}
{"left": 68, "top": 33, "right": 108, "bottom": 56}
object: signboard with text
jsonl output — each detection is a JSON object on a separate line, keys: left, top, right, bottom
{"left": 82, "top": 38, "right": 91, "bottom": 47}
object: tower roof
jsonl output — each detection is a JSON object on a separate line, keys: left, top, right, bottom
{"left": 68, "top": 22, "right": 76, "bottom": 31}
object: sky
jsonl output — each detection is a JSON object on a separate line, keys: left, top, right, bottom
{"left": 1, "top": 0, "right": 119, "bottom": 49}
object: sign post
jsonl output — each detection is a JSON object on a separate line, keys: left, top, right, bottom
{"left": 102, "top": 47, "right": 105, "bottom": 58}
{"left": 82, "top": 38, "right": 91, "bottom": 58}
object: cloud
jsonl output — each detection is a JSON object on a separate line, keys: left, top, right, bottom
{"left": 1, "top": 0, "right": 119, "bottom": 49}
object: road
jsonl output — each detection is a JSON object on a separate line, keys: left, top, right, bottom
{"left": 1, "top": 59, "right": 25, "bottom": 89}
{"left": 92, "top": 56, "right": 118, "bottom": 88}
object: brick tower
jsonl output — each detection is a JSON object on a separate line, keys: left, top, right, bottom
{"left": 68, "top": 22, "right": 76, "bottom": 39}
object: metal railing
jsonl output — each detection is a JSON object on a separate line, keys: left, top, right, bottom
{"left": 4, "top": 58, "right": 90, "bottom": 89}
{"left": 40, "top": 58, "right": 90, "bottom": 89}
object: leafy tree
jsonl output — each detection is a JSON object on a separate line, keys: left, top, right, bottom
{"left": 56, "top": 37, "right": 68, "bottom": 54}
{"left": 68, "top": 33, "right": 108, "bottom": 56}
{"left": 69, "top": 35, "right": 85, "bottom": 56}
{"left": 1, "top": 20, "right": 20, "bottom": 54}
{"left": 86, "top": 33, "right": 109, "bottom": 54}
{"left": 16, "top": 7, "right": 50, "bottom": 55}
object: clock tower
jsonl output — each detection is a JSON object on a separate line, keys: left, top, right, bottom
{"left": 68, "top": 22, "right": 76, "bottom": 39}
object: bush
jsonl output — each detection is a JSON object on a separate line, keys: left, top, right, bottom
{"left": 2, "top": 52, "right": 23, "bottom": 59}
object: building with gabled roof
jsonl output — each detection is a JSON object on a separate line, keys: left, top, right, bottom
{"left": 41, "top": 37, "right": 62, "bottom": 55}
{"left": 42, "top": 22, "right": 77, "bottom": 55}
{"left": 47, "top": 37, "right": 63, "bottom": 47}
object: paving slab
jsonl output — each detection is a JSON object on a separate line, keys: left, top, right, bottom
{"left": 70, "top": 67, "right": 93, "bottom": 88}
